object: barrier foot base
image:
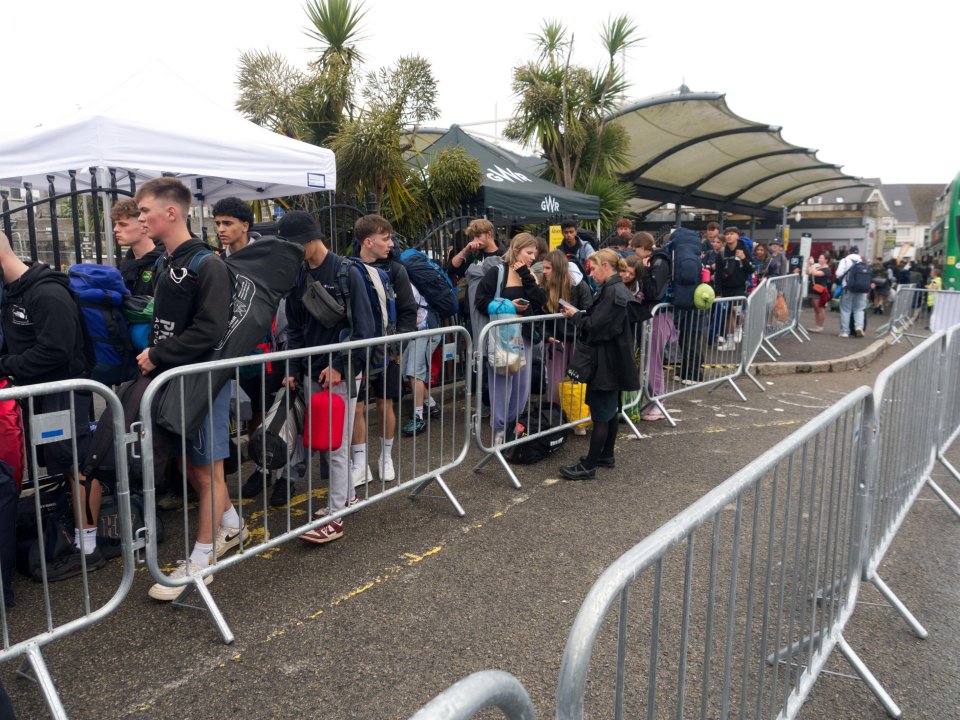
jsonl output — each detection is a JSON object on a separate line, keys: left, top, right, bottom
{"left": 760, "top": 340, "right": 778, "bottom": 361}
{"left": 935, "top": 454, "right": 960, "bottom": 488}
{"left": 493, "top": 451, "right": 522, "bottom": 489}
{"left": 765, "top": 627, "right": 825, "bottom": 665}
{"left": 926, "top": 476, "right": 960, "bottom": 519}
{"left": 797, "top": 324, "right": 812, "bottom": 341}
{"left": 870, "top": 573, "right": 928, "bottom": 639}
{"left": 618, "top": 409, "right": 644, "bottom": 440}
{"left": 837, "top": 636, "right": 902, "bottom": 719}
{"left": 171, "top": 579, "right": 236, "bottom": 645}
{"left": 410, "top": 474, "right": 466, "bottom": 517}
{"left": 744, "top": 369, "right": 765, "bottom": 392}
{"left": 789, "top": 327, "right": 806, "bottom": 343}
{"left": 17, "top": 644, "right": 68, "bottom": 720}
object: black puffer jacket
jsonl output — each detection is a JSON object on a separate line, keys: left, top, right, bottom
{"left": 0, "top": 264, "right": 89, "bottom": 384}
{"left": 570, "top": 274, "right": 641, "bottom": 392}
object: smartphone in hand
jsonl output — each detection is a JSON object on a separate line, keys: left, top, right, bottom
{"left": 558, "top": 298, "right": 576, "bottom": 311}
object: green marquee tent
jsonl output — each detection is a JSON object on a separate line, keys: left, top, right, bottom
{"left": 411, "top": 125, "right": 600, "bottom": 222}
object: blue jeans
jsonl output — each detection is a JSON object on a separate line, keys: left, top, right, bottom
{"left": 839, "top": 291, "right": 867, "bottom": 334}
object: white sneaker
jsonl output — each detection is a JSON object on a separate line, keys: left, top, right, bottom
{"left": 351, "top": 463, "right": 373, "bottom": 488}
{"left": 148, "top": 560, "right": 212, "bottom": 601}
{"left": 573, "top": 425, "right": 587, "bottom": 436}
{"left": 493, "top": 431, "right": 505, "bottom": 446}
{"left": 213, "top": 523, "right": 250, "bottom": 561}
{"left": 717, "top": 338, "right": 727, "bottom": 352}
{"left": 734, "top": 327, "right": 743, "bottom": 343}
{"left": 379, "top": 454, "right": 396, "bottom": 482}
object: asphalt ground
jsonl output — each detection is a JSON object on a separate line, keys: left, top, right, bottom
{"left": 2, "top": 332, "right": 959, "bottom": 720}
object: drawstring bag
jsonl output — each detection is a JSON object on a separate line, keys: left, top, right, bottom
{"left": 772, "top": 293, "right": 789, "bottom": 323}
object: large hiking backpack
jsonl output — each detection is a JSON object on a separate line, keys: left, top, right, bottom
{"left": 844, "top": 260, "right": 874, "bottom": 293}
{"left": 506, "top": 403, "right": 568, "bottom": 465}
{"left": 667, "top": 228, "right": 702, "bottom": 309}
{"left": 153, "top": 238, "right": 304, "bottom": 438}
{"left": 398, "top": 247, "right": 459, "bottom": 319}
{"left": 68, "top": 264, "right": 134, "bottom": 385}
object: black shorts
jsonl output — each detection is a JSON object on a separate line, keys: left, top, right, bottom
{"left": 239, "top": 370, "right": 285, "bottom": 414}
{"left": 356, "top": 359, "right": 402, "bottom": 403}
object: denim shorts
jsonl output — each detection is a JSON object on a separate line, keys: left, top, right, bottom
{"left": 187, "top": 383, "right": 231, "bottom": 466}
{"left": 401, "top": 333, "right": 442, "bottom": 382}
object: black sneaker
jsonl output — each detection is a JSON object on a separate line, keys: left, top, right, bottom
{"left": 41, "top": 547, "right": 106, "bottom": 583}
{"left": 559, "top": 462, "right": 596, "bottom": 481}
{"left": 270, "top": 477, "right": 294, "bottom": 507}
{"left": 580, "top": 455, "right": 615, "bottom": 468}
{"left": 239, "top": 468, "right": 269, "bottom": 499}
{"left": 428, "top": 404, "right": 441, "bottom": 419}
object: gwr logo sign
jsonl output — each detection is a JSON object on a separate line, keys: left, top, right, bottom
{"left": 541, "top": 195, "right": 560, "bottom": 213}
{"left": 485, "top": 165, "right": 532, "bottom": 183}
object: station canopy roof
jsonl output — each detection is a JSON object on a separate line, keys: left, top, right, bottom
{"left": 608, "top": 89, "right": 871, "bottom": 219}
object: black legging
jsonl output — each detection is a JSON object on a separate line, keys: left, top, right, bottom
{"left": 583, "top": 418, "right": 618, "bottom": 469}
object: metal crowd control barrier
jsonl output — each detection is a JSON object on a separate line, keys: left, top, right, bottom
{"left": 639, "top": 298, "right": 749, "bottom": 427}
{"left": 738, "top": 278, "right": 770, "bottom": 392}
{"left": 937, "top": 323, "right": 960, "bottom": 485}
{"left": 880, "top": 287, "right": 960, "bottom": 345}
{"left": 0, "top": 379, "right": 135, "bottom": 719}
{"left": 556, "top": 386, "right": 907, "bottom": 719}
{"left": 877, "top": 284, "right": 921, "bottom": 343}
{"left": 408, "top": 670, "right": 536, "bottom": 720}
{"left": 138, "top": 327, "right": 471, "bottom": 644}
{"left": 473, "top": 314, "right": 642, "bottom": 489}
{"left": 862, "top": 331, "right": 960, "bottom": 642}
{"left": 761, "top": 274, "right": 806, "bottom": 359}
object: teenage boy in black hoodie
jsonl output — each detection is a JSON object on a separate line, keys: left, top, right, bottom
{"left": 113, "top": 197, "right": 163, "bottom": 296}
{"left": 0, "top": 231, "right": 97, "bottom": 579}
{"left": 279, "top": 211, "right": 376, "bottom": 544}
{"left": 715, "top": 227, "right": 754, "bottom": 351}
{"left": 133, "top": 178, "right": 247, "bottom": 601}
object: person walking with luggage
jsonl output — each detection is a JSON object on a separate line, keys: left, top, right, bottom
{"left": 834, "top": 245, "right": 871, "bottom": 338}
{"left": 475, "top": 233, "right": 545, "bottom": 446}
{"left": 556, "top": 249, "right": 641, "bottom": 480}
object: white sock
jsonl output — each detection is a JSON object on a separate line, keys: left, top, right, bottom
{"left": 75, "top": 528, "right": 97, "bottom": 554}
{"left": 382, "top": 438, "right": 394, "bottom": 455}
{"left": 426, "top": 396, "right": 437, "bottom": 408}
{"left": 414, "top": 405, "right": 424, "bottom": 420}
{"left": 221, "top": 506, "right": 240, "bottom": 530}
{"left": 351, "top": 444, "right": 367, "bottom": 469}
{"left": 190, "top": 542, "right": 213, "bottom": 568}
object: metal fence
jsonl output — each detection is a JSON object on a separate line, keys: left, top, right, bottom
{"left": 137, "top": 327, "right": 471, "bottom": 644}
{"left": 761, "top": 274, "right": 807, "bottom": 359}
{"left": 472, "top": 314, "right": 644, "bottom": 489}
{"left": 739, "top": 278, "right": 770, "bottom": 391}
{"left": 937, "top": 324, "right": 960, "bottom": 485}
{"left": 408, "top": 670, "right": 536, "bottom": 720}
{"left": 639, "top": 298, "right": 750, "bottom": 427}
{"left": 555, "top": 385, "right": 894, "bottom": 718}
{"left": 0, "top": 378, "right": 135, "bottom": 718}
{"left": 861, "top": 331, "right": 960, "bottom": 641}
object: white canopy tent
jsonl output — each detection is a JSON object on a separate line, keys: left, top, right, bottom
{"left": 0, "top": 60, "right": 336, "bottom": 201}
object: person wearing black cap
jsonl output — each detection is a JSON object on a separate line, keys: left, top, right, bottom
{"left": 278, "top": 211, "right": 377, "bottom": 545}
{"left": 764, "top": 239, "right": 788, "bottom": 278}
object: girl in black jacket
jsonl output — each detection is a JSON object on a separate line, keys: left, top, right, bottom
{"left": 558, "top": 249, "right": 641, "bottom": 480}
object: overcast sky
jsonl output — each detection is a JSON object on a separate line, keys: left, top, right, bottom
{"left": 2, "top": 0, "right": 954, "bottom": 186}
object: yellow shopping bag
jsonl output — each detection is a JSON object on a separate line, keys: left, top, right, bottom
{"left": 559, "top": 379, "right": 591, "bottom": 428}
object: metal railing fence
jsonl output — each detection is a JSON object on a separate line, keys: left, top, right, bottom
{"left": 739, "top": 278, "right": 770, "bottom": 391}
{"left": 761, "top": 274, "right": 807, "bottom": 358}
{"left": 555, "top": 386, "right": 903, "bottom": 718}
{"left": 137, "top": 327, "right": 472, "bottom": 644}
{"left": 640, "top": 298, "right": 750, "bottom": 427}
{"left": 0, "top": 379, "right": 135, "bottom": 719}
{"left": 861, "top": 331, "right": 960, "bottom": 641}
{"left": 408, "top": 670, "right": 536, "bottom": 720}
{"left": 937, "top": 324, "right": 960, "bottom": 483}
{"left": 472, "top": 314, "right": 644, "bottom": 488}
